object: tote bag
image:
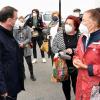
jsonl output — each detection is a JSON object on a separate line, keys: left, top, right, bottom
{"left": 52, "top": 57, "right": 68, "bottom": 82}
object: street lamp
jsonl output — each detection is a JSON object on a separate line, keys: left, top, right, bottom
{"left": 59, "top": 0, "right": 61, "bottom": 27}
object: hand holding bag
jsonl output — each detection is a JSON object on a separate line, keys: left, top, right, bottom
{"left": 59, "top": 51, "right": 71, "bottom": 60}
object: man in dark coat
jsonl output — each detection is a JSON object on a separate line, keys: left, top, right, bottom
{"left": 0, "top": 6, "right": 24, "bottom": 100}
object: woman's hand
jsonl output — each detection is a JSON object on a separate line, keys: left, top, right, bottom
{"left": 73, "top": 59, "right": 87, "bottom": 69}
{"left": 66, "top": 48, "right": 73, "bottom": 54}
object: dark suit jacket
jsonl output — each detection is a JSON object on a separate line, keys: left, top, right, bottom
{"left": 0, "top": 25, "right": 24, "bottom": 97}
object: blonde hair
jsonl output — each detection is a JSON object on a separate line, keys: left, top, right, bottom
{"left": 18, "top": 16, "right": 24, "bottom": 20}
{"left": 52, "top": 11, "right": 59, "bottom": 17}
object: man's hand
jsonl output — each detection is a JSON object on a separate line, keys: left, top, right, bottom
{"left": 1, "top": 92, "right": 8, "bottom": 97}
{"left": 73, "top": 59, "right": 87, "bottom": 69}
{"left": 19, "top": 43, "right": 24, "bottom": 48}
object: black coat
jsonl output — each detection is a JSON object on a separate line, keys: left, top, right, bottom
{"left": 25, "top": 16, "right": 44, "bottom": 33}
{"left": 0, "top": 25, "right": 24, "bottom": 97}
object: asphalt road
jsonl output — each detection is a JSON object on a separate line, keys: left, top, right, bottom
{"left": 17, "top": 48, "right": 75, "bottom": 100}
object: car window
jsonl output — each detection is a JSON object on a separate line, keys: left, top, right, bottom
{"left": 43, "top": 14, "right": 52, "bottom": 21}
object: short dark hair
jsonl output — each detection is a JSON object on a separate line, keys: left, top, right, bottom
{"left": 0, "top": 6, "right": 17, "bottom": 22}
{"left": 73, "top": 8, "right": 81, "bottom": 12}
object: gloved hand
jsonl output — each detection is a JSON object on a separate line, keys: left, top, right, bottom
{"left": 59, "top": 51, "right": 71, "bottom": 60}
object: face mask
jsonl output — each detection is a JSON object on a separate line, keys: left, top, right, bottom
{"left": 79, "top": 23, "right": 89, "bottom": 36}
{"left": 73, "top": 12, "right": 80, "bottom": 17}
{"left": 52, "top": 16, "right": 58, "bottom": 21}
{"left": 32, "top": 13, "right": 37, "bottom": 17}
{"left": 19, "top": 22, "right": 24, "bottom": 27}
{"left": 65, "top": 24, "right": 73, "bottom": 33}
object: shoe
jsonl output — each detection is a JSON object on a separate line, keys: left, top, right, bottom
{"left": 30, "top": 75, "right": 36, "bottom": 81}
{"left": 42, "top": 58, "right": 46, "bottom": 63}
{"left": 32, "top": 59, "right": 37, "bottom": 64}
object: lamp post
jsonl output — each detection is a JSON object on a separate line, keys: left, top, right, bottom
{"left": 59, "top": 0, "right": 61, "bottom": 27}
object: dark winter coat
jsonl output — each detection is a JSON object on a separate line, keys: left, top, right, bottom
{"left": 0, "top": 25, "right": 24, "bottom": 97}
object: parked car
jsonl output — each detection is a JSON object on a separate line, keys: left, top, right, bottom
{"left": 42, "top": 11, "right": 52, "bottom": 27}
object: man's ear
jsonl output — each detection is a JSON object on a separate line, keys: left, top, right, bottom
{"left": 7, "top": 18, "right": 12, "bottom": 23}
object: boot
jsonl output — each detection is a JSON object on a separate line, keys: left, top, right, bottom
{"left": 30, "top": 74, "right": 36, "bottom": 81}
{"left": 28, "top": 63, "right": 36, "bottom": 81}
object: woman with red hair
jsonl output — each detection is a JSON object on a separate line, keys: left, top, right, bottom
{"left": 51, "top": 15, "right": 80, "bottom": 100}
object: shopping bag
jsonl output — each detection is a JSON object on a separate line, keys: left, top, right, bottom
{"left": 52, "top": 56, "right": 68, "bottom": 82}
{"left": 90, "top": 84, "right": 100, "bottom": 100}
{"left": 40, "top": 40, "right": 49, "bottom": 52}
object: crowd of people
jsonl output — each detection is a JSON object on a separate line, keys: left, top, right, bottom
{"left": 0, "top": 5, "right": 100, "bottom": 100}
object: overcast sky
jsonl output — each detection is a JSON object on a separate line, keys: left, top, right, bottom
{"left": 0, "top": 0, "right": 97, "bottom": 17}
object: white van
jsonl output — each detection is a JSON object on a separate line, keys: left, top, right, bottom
{"left": 25, "top": 11, "right": 52, "bottom": 28}
{"left": 42, "top": 11, "right": 52, "bottom": 27}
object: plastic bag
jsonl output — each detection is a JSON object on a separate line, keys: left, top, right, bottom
{"left": 90, "top": 85, "right": 100, "bottom": 100}
{"left": 52, "top": 56, "right": 68, "bottom": 82}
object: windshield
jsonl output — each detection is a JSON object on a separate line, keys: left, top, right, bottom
{"left": 43, "top": 14, "right": 52, "bottom": 21}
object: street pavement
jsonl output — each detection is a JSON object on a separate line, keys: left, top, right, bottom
{"left": 17, "top": 48, "right": 75, "bottom": 100}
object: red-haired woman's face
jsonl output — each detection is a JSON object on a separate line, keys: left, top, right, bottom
{"left": 65, "top": 19, "right": 75, "bottom": 31}
{"left": 64, "top": 19, "right": 76, "bottom": 34}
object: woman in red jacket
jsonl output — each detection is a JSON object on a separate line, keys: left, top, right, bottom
{"left": 73, "top": 9, "right": 100, "bottom": 100}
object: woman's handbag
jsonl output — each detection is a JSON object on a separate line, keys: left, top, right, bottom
{"left": 51, "top": 56, "right": 68, "bottom": 82}
{"left": 40, "top": 40, "right": 49, "bottom": 52}
{"left": 90, "top": 83, "right": 100, "bottom": 100}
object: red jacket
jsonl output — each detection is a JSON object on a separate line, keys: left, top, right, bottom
{"left": 74, "top": 30, "right": 100, "bottom": 100}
